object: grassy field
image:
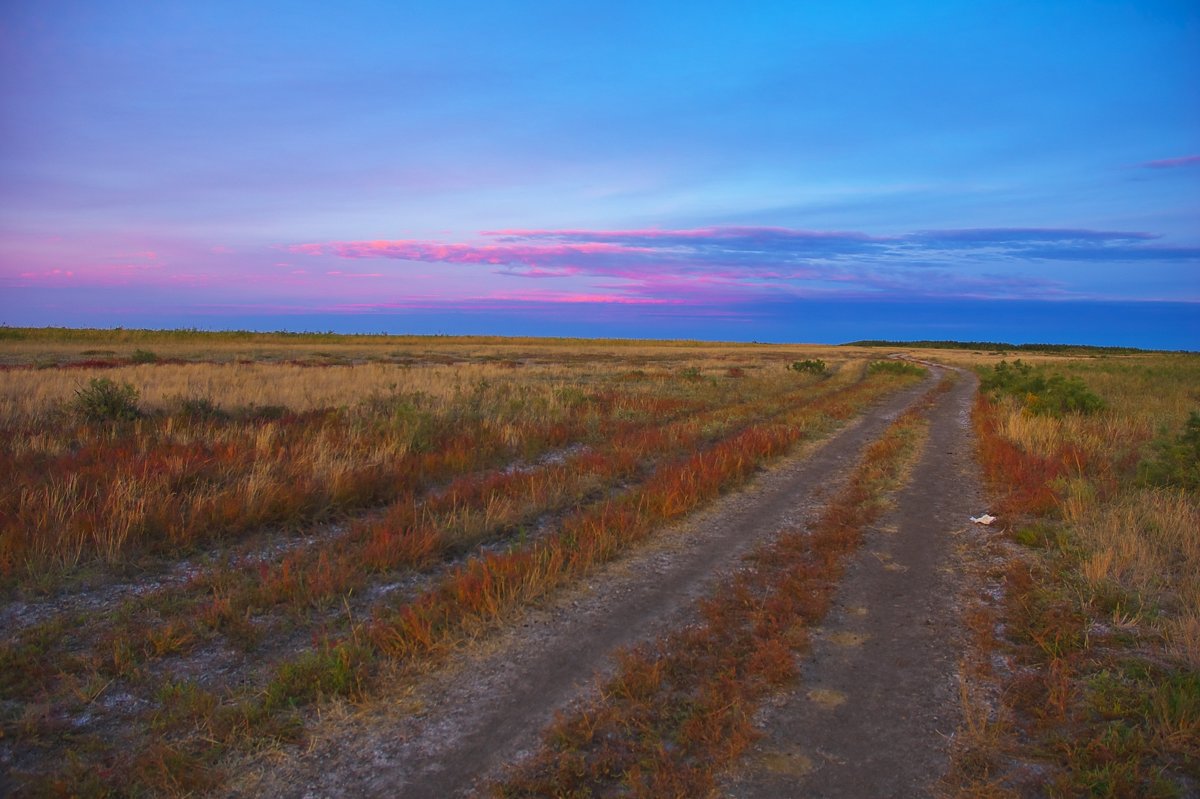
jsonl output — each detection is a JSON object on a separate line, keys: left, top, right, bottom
{"left": 1, "top": 328, "right": 1194, "bottom": 796}
{"left": 0, "top": 328, "right": 927, "bottom": 795}
{"left": 942, "top": 350, "right": 1200, "bottom": 797}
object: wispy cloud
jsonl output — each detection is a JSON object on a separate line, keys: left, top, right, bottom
{"left": 1139, "top": 155, "right": 1200, "bottom": 169}
{"left": 287, "top": 224, "right": 1194, "bottom": 305}
{"left": 909, "top": 228, "right": 1156, "bottom": 244}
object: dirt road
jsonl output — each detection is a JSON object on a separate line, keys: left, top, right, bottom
{"left": 230, "top": 369, "right": 979, "bottom": 798}
{"left": 724, "top": 367, "right": 982, "bottom": 797}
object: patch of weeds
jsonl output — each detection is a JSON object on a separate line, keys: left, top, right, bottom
{"left": 131, "top": 741, "right": 221, "bottom": 796}
{"left": 1138, "top": 410, "right": 1200, "bottom": 491}
{"left": 175, "top": 395, "right": 228, "bottom": 421}
{"left": 0, "top": 619, "right": 70, "bottom": 699}
{"left": 1087, "top": 669, "right": 1151, "bottom": 721}
{"left": 789, "top": 359, "right": 828, "bottom": 375}
{"left": 1151, "top": 670, "right": 1200, "bottom": 753}
{"left": 680, "top": 366, "right": 702, "bottom": 380}
{"left": 203, "top": 695, "right": 304, "bottom": 747}
{"left": 377, "top": 397, "right": 437, "bottom": 450}
{"left": 555, "top": 386, "right": 588, "bottom": 407}
{"left": 980, "top": 359, "right": 1105, "bottom": 416}
{"left": 143, "top": 621, "right": 196, "bottom": 658}
{"left": 1014, "top": 523, "right": 1057, "bottom": 549}
{"left": 262, "top": 642, "right": 372, "bottom": 711}
{"left": 1010, "top": 582, "right": 1089, "bottom": 662}
{"left": 153, "top": 679, "right": 219, "bottom": 733}
{"left": 237, "top": 404, "right": 289, "bottom": 422}
{"left": 103, "top": 633, "right": 143, "bottom": 679}
{"left": 73, "top": 377, "right": 141, "bottom": 422}
{"left": 18, "top": 748, "right": 117, "bottom": 797}
{"left": 868, "top": 359, "right": 926, "bottom": 377}
{"left": 1058, "top": 720, "right": 1182, "bottom": 799}
{"left": 130, "top": 348, "right": 159, "bottom": 364}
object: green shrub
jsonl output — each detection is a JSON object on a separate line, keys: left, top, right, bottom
{"left": 175, "top": 396, "right": 227, "bottom": 421}
{"left": 1138, "top": 411, "right": 1200, "bottom": 491}
{"left": 130, "top": 349, "right": 158, "bottom": 364}
{"left": 981, "top": 360, "right": 1105, "bottom": 416}
{"left": 238, "top": 404, "right": 289, "bottom": 422}
{"left": 789, "top": 359, "right": 828, "bottom": 375}
{"left": 867, "top": 360, "right": 926, "bottom": 377}
{"left": 74, "top": 378, "right": 141, "bottom": 422}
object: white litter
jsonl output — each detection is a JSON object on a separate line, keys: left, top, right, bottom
{"left": 970, "top": 514, "right": 997, "bottom": 525}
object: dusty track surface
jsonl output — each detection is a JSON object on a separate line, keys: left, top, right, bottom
{"left": 725, "top": 368, "right": 982, "bottom": 797}
{"left": 229, "top": 372, "right": 973, "bottom": 798}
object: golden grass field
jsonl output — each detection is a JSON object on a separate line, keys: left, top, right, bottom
{"left": 0, "top": 327, "right": 1195, "bottom": 796}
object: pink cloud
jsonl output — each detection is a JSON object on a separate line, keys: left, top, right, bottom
{"left": 1139, "top": 154, "right": 1200, "bottom": 169}
{"left": 492, "top": 266, "right": 583, "bottom": 278}
{"left": 288, "top": 239, "right": 652, "bottom": 267}
{"left": 282, "top": 224, "right": 1178, "bottom": 306}
{"left": 481, "top": 226, "right": 884, "bottom": 246}
{"left": 17, "top": 268, "right": 76, "bottom": 282}
{"left": 484, "top": 290, "right": 675, "bottom": 305}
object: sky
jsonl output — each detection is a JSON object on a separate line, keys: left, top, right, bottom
{"left": 1, "top": 1, "right": 1198, "bottom": 348}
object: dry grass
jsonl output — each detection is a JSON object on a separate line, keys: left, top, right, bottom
{"left": 0, "top": 330, "right": 927, "bottom": 796}
{"left": 947, "top": 350, "right": 1200, "bottom": 797}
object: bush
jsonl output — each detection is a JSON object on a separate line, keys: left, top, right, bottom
{"left": 175, "top": 396, "right": 227, "bottom": 421}
{"left": 130, "top": 349, "right": 158, "bottom": 364}
{"left": 238, "top": 404, "right": 289, "bottom": 422}
{"left": 981, "top": 360, "right": 1105, "bottom": 417}
{"left": 74, "top": 378, "right": 141, "bottom": 422}
{"left": 790, "top": 359, "right": 827, "bottom": 375}
{"left": 867, "top": 360, "right": 926, "bottom": 377}
{"left": 1138, "top": 411, "right": 1200, "bottom": 490}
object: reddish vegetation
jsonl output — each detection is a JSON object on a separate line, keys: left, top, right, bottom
{"left": 4, "top": 359, "right": 931, "bottom": 795}
{"left": 366, "top": 381, "right": 885, "bottom": 663}
{"left": 972, "top": 395, "right": 1083, "bottom": 516}
{"left": 495, "top": 382, "right": 943, "bottom": 796}
{"left": 955, "top": 377, "right": 1198, "bottom": 798}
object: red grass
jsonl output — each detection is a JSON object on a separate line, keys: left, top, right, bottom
{"left": 972, "top": 395, "right": 1083, "bottom": 516}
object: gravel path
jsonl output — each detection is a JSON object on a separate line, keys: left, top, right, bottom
{"left": 227, "top": 376, "right": 937, "bottom": 798}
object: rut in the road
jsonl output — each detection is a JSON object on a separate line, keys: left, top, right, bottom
{"left": 226, "top": 377, "right": 936, "bottom": 799}
{"left": 725, "top": 368, "right": 983, "bottom": 798}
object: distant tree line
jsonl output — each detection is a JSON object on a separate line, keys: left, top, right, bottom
{"left": 844, "top": 339, "right": 1156, "bottom": 355}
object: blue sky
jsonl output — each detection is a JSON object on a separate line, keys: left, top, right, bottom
{"left": 1, "top": 1, "right": 1197, "bottom": 346}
